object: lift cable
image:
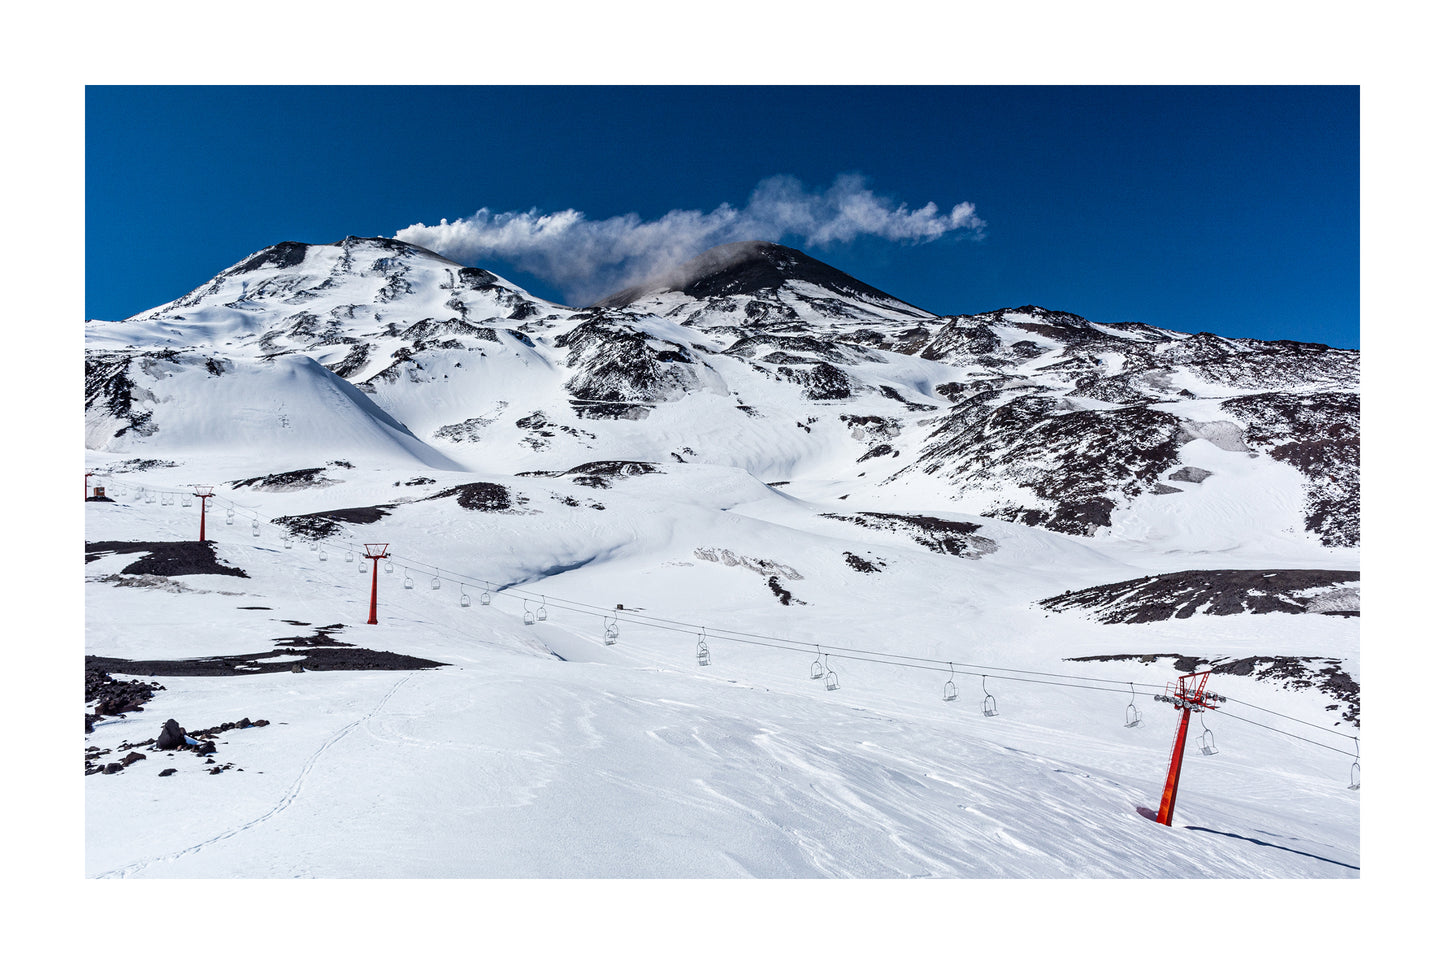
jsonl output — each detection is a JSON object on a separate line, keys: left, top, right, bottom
{"left": 90, "top": 483, "right": 1362, "bottom": 759}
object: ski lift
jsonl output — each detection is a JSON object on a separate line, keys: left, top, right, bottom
{"left": 603, "top": 614, "right": 618, "bottom": 645}
{"left": 310, "top": 541, "right": 318, "bottom": 552}
{"left": 318, "top": 546, "right": 328, "bottom": 562}
{"left": 697, "top": 628, "right": 711, "bottom": 666}
{"left": 345, "top": 547, "right": 354, "bottom": 563}
{"left": 537, "top": 596, "right": 548, "bottom": 622}
{"left": 823, "top": 653, "right": 840, "bottom": 691}
{"left": 523, "top": 599, "right": 536, "bottom": 625}
{"left": 358, "top": 556, "right": 367, "bottom": 573}
{"left": 226, "top": 507, "right": 235, "bottom": 525}
{"left": 480, "top": 582, "right": 492, "bottom": 607}
{"left": 1124, "top": 683, "right": 1143, "bottom": 728}
{"left": 403, "top": 569, "right": 415, "bottom": 590}
{"left": 1198, "top": 724, "right": 1219, "bottom": 756}
{"left": 943, "top": 662, "right": 959, "bottom": 702}
{"left": 460, "top": 586, "right": 471, "bottom": 608}
{"left": 430, "top": 569, "right": 441, "bottom": 591}
{"left": 1348, "top": 738, "right": 1360, "bottom": 790}
{"left": 251, "top": 519, "right": 260, "bottom": 536}
{"left": 982, "top": 675, "right": 999, "bottom": 717}
{"left": 809, "top": 645, "right": 825, "bottom": 680}
{"left": 384, "top": 558, "right": 394, "bottom": 574}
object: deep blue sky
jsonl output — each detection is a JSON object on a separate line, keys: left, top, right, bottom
{"left": 86, "top": 86, "right": 1359, "bottom": 348}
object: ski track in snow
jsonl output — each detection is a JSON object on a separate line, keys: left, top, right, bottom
{"left": 94, "top": 672, "right": 420, "bottom": 879}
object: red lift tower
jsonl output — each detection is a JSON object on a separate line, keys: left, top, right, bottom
{"left": 362, "top": 543, "right": 390, "bottom": 625}
{"left": 1152, "top": 670, "right": 1226, "bottom": 826}
{"left": 192, "top": 485, "right": 215, "bottom": 541}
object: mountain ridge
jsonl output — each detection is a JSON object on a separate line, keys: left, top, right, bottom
{"left": 84, "top": 235, "right": 1359, "bottom": 547}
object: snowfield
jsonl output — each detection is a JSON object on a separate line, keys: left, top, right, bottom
{"left": 78, "top": 237, "right": 1364, "bottom": 896}
{"left": 82, "top": 454, "right": 1360, "bottom": 880}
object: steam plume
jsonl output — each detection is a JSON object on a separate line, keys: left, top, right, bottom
{"left": 394, "top": 174, "right": 984, "bottom": 304}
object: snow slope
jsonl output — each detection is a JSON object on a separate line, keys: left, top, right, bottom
{"left": 82, "top": 237, "right": 1360, "bottom": 882}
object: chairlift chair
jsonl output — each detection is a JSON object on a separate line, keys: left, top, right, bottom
{"left": 943, "top": 662, "right": 959, "bottom": 702}
{"left": 480, "top": 583, "right": 492, "bottom": 606}
{"left": 982, "top": 675, "right": 999, "bottom": 717}
{"left": 822, "top": 654, "right": 840, "bottom": 691}
{"left": 460, "top": 587, "right": 471, "bottom": 608}
{"left": 431, "top": 570, "right": 441, "bottom": 591}
{"left": 404, "top": 569, "right": 415, "bottom": 590}
{"left": 1198, "top": 725, "right": 1219, "bottom": 756}
{"left": 603, "top": 615, "right": 618, "bottom": 645}
{"left": 1124, "top": 683, "right": 1143, "bottom": 728}
{"left": 697, "top": 629, "right": 710, "bottom": 666}
{"left": 384, "top": 559, "right": 394, "bottom": 574}
{"left": 358, "top": 557, "right": 367, "bottom": 573}
{"left": 1348, "top": 738, "right": 1360, "bottom": 790}
{"left": 251, "top": 520, "right": 260, "bottom": 536}
{"left": 227, "top": 507, "right": 236, "bottom": 525}
{"left": 537, "top": 596, "right": 548, "bottom": 621}
{"left": 810, "top": 645, "right": 825, "bottom": 680}
{"left": 318, "top": 547, "right": 328, "bottom": 562}
{"left": 523, "top": 599, "right": 536, "bottom": 625}
{"left": 345, "top": 547, "right": 354, "bottom": 563}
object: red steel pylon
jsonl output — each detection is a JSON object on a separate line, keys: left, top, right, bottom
{"left": 1153, "top": 670, "right": 1226, "bottom": 826}
{"left": 192, "top": 485, "right": 214, "bottom": 541}
{"left": 362, "top": 544, "right": 391, "bottom": 624}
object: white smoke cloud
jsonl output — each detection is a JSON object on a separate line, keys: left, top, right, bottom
{"left": 394, "top": 174, "right": 984, "bottom": 304}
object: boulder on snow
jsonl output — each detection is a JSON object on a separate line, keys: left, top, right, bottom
{"left": 156, "top": 718, "right": 186, "bottom": 751}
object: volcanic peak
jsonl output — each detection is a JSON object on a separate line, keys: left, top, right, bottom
{"left": 591, "top": 240, "right": 931, "bottom": 314}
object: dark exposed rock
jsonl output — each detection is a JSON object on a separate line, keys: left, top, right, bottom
{"left": 231, "top": 467, "right": 336, "bottom": 490}
{"left": 843, "top": 551, "right": 884, "bottom": 573}
{"left": 86, "top": 645, "right": 446, "bottom": 678}
{"left": 823, "top": 511, "right": 997, "bottom": 558}
{"left": 272, "top": 505, "right": 394, "bottom": 539}
{"left": 427, "top": 481, "right": 521, "bottom": 511}
{"left": 156, "top": 719, "right": 186, "bottom": 751}
{"left": 767, "top": 575, "right": 802, "bottom": 605}
{"left": 1169, "top": 466, "right": 1213, "bottom": 484}
{"left": 593, "top": 241, "right": 931, "bottom": 317}
{"left": 85, "top": 540, "right": 249, "bottom": 578}
{"left": 1039, "top": 569, "right": 1361, "bottom": 624}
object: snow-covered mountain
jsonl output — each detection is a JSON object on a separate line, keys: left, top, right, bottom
{"left": 83, "top": 236, "right": 1360, "bottom": 878}
{"left": 86, "top": 236, "right": 1359, "bottom": 547}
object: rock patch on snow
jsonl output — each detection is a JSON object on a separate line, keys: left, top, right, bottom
{"left": 1039, "top": 569, "right": 1361, "bottom": 623}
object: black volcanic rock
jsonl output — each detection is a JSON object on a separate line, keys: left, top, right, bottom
{"left": 591, "top": 241, "right": 929, "bottom": 313}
